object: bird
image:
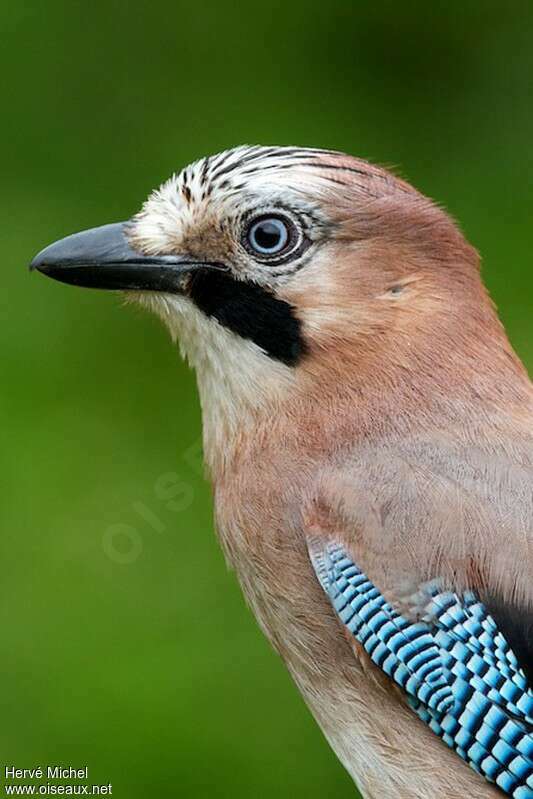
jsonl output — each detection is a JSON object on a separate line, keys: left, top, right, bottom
{"left": 30, "top": 145, "right": 533, "bottom": 798}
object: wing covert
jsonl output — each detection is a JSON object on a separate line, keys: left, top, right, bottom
{"left": 308, "top": 538, "right": 533, "bottom": 798}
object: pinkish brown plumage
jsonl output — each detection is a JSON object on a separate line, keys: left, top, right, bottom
{"left": 32, "top": 146, "right": 533, "bottom": 798}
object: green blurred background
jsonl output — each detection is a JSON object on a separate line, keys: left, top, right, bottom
{"left": 2, "top": 1, "right": 532, "bottom": 796}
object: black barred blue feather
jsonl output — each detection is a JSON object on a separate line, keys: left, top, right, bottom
{"left": 308, "top": 540, "right": 533, "bottom": 798}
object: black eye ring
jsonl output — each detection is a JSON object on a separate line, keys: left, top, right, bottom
{"left": 242, "top": 213, "right": 302, "bottom": 263}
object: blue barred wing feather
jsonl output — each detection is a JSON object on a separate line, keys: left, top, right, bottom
{"left": 308, "top": 540, "right": 533, "bottom": 798}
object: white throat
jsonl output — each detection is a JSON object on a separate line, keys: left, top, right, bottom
{"left": 144, "top": 294, "right": 296, "bottom": 473}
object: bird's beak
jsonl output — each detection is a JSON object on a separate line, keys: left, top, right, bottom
{"left": 30, "top": 221, "right": 226, "bottom": 292}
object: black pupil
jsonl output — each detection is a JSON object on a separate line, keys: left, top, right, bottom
{"left": 255, "top": 221, "right": 283, "bottom": 250}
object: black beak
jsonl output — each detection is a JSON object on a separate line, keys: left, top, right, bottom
{"left": 30, "top": 221, "right": 226, "bottom": 292}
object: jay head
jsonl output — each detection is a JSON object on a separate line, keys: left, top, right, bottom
{"left": 31, "top": 146, "right": 527, "bottom": 470}
{"left": 31, "top": 147, "right": 533, "bottom": 799}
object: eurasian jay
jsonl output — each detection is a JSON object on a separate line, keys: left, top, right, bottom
{"left": 31, "top": 146, "right": 533, "bottom": 798}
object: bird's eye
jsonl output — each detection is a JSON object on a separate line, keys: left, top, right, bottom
{"left": 247, "top": 217, "right": 289, "bottom": 255}
{"left": 242, "top": 213, "right": 306, "bottom": 265}
{"left": 242, "top": 213, "right": 308, "bottom": 265}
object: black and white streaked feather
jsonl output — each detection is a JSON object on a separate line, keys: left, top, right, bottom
{"left": 308, "top": 540, "right": 533, "bottom": 798}
{"left": 162, "top": 144, "right": 411, "bottom": 209}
